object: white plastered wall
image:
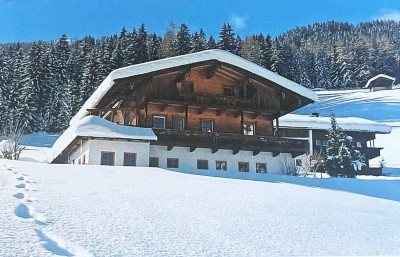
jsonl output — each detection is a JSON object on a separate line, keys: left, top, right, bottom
{"left": 150, "top": 145, "right": 293, "bottom": 174}
{"left": 69, "top": 139, "right": 151, "bottom": 166}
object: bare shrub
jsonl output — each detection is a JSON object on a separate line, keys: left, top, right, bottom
{"left": 279, "top": 156, "right": 298, "bottom": 176}
{"left": 0, "top": 120, "right": 27, "bottom": 160}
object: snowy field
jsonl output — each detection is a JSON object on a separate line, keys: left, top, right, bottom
{"left": 1, "top": 160, "right": 400, "bottom": 257}
{"left": 295, "top": 87, "right": 400, "bottom": 168}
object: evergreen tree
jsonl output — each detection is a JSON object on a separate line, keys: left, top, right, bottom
{"left": 174, "top": 23, "right": 192, "bottom": 55}
{"left": 324, "top": 115, "right": 365, "bottom": 178}
{"left": 148, "top": 34, "right": 162, "bottom": 61}
{"left": 217, "top": 23, "right": 237, "bottom": 53}
{"left": 207, "top": 35, "right": 217, "bottom": 49}
{"left": 191, "top": 28, "right": 206, "bottom": 53}
{"left": 132, "top": 23, "right": 149, "bottom": 64}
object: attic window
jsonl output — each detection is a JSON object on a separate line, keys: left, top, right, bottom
{"left": 243, "top": 123, "right": 255, "bottom": 136}
{"left": 223, "top": 87, "right": 234, "bottom": 96}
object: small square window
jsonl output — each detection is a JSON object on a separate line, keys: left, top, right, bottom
{"left": 201, "top": 120, "right": 213, "bottom": 132}
{"left": 223, "top": 87, "right": 233, "bottom": 96}
{"left": 295, "top": 159, "right": 302, "bottom": 167}
{"left": 101, "top": 152, "right": 114, "bottom": 166}
{"left": 153, "top": 116, "right": 165, "bottom": 129}
{"left": 256, "top": 163, "right": 267, "bottom": 173}
{"left": 356, "top": 142, "right": 362, "bottom": 148}
{"left": 124, "top": 153, "right": 137, "bottom": 166}
{"left": 216, "top": 161, "right": 227, "bottom": 171}
{"left": 149, "top": 157, "right": 159, "bottom": 167}
{"left": 238, "top": 162, "right": 249, "bottom": 172}
{"left": 243, "top": 123, "right": 255, "bottom": 136}
{"left": 322, "top": 140, "right": 328, "bottom": 146}
{"left": 183, "top": 83, "right": 194, "bottom": 93}
{"left": 172, "top": 117, "right": 184, "bottom": 130}
{"left": 167, "top": 158, "right": 179, "bottom": 168}
{"left": 316, "top": 140, "right": 321, "bottom": 146}
{"left": 197, "top": 160, "right": 208, "bottom": 170}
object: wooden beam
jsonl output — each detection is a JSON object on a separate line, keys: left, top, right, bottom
{"left": 272, "top": 150, "right": 280, "bottom": 157}
{"left": 233, "top": 148, "right": 240, "bottom": 155}
{"left": 253, "top": 149, "right": 261, "bottom": 156}
{"left": 205, "top": 64, "right": 221, "bottom": 79}
{"left": 167, "top": 145, "right": 174, "bottom": 151}
{"left": 212, "top": 148, "right": 218, "bottom": 153}
{"left": 190, "top": 146, "right": 196, "bottom": 152}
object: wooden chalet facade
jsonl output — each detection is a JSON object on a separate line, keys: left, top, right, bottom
{"left": 48, "top": 50, "right": 318, "bottom": 174}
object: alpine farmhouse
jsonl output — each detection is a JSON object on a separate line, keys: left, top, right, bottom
{"left": 48, "top": 50, "right": 318, "bottom": 173}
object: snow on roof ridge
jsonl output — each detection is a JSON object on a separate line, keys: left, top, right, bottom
{"left": 279, "top": 114, "right": 392, "bottom": 134}
{"left": 47, "top": 116, "right": 157, "bottom": 163}
{"left": 363, "top": 74, "right": 395, "bottom": 89}
{"left": 70, "top": 49, "right": 318, "bottom": 125}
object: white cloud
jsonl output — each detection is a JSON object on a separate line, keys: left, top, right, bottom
{"left": 374, "top": 9, "right": 400, "bottom": 21}
{"left": 230, "top": 14, "right": 247, "bottom": 30}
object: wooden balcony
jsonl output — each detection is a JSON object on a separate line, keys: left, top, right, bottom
{"left": 151, "top": 129, "right": 309, "bottom": 156}
{"left": 147, "top": 92, "right": 275, "bottom": 114}
{"left": 363, "top": 147, "right": 383, "bottom": 159}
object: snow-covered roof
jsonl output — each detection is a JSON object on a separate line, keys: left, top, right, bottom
{"left": 363, "top": 74, "right": 395, "bottom": 89}
{"left": 70, "top": 49, "right": 318, "bottom": 125}
{"left": 278, "top": 114, "right": 392, "bottom": 134}
{"left": 47, "top": 116, "right": 157, "bottom": 163}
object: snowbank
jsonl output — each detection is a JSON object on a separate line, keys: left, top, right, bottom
{"left": 279, "top": 113, "right": 392, "bottom": 133}
{"left": 47, "top": 116, "right": 157, "bottom": 163}
{"left": 70, "top": 49, "right": 318, "bottom": 125}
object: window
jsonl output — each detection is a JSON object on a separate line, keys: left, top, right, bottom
{"left": 216, "top": 161, "right": 227, "bottom": 171}
{"left": 256, "top": 163, "right": 267, "bottom": 173}
{"left": 101, "top": 152, "right": 114, "bottom": 166}
{"left": 172, "top": 117, "right": 184, "bottom": 130}
{"left": 149, "top": 157, "right": 159, "bottom": 167}
{"left": 201, "top": 120, "right": 213, "bottom": 132}
{"left": 238, "top": 162, "right": 249, "bottom": 172}
{"left": 197, "top": 160, "right": 208, "bottom": 170}
{"left": 183, "top": 83, "right": 194, "bottom": 93}
{"left": 167, "top": 158, "right": 179, "bottom": 168}
{"left": 322, "top": 140, "right": 328, "bottom": 146}
{"left": 223, "top": 87, "right": 233, "bottom": 96}
{"left": 243, "top": 123, "right": 255, "bottom": 136}
{"left": 316, "top": 140, "right": 322, "bottom": 146}
{"left": 152, "top": 116, "right": 165, "bottom": 129}
{"left": 123, "top": 153, "right": 137, "bottom": 166}
{"left": 82, "top": 154, "right": 86, "bottom": 165}
{"left": 356, "top": 142, "right": 362, "bottom": 148}
{"left": 295, "top": 159, "right": 302, "bottom": 167}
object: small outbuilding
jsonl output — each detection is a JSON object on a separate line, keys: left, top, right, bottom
{"left": 363, "top": 74, "right": 395, "bottom": 92}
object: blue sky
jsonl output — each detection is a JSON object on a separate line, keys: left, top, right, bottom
{"left": 1, "top": 0, "right": 400, "bottom": 43}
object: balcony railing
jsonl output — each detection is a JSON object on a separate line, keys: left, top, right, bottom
{"left": 152, "top": 129, "right": 309, "bottom": 156}
{"left": 148, "top": 92, "right": 271, "bottom": 112}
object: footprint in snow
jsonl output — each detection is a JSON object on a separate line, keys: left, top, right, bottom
{"left": 15, "top": 203, "right": 32, "bottom": 219}
{"left": 16, "top": 176, "right": 24, "bottom": 181}
{"left": 35, "top": 229, "right": 73, "bottom": 257}
{"left": 13, "top": 193, "right": 24, "bottom": 199}
{"left": 15, "top": 183, "right": 26, "bottom": 189}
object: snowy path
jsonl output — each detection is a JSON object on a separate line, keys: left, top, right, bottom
{"left": 1, "top": 160, "right": 400, "bottom": 256}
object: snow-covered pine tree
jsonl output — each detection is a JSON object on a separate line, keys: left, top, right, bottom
{"left": 191, "top": 28, "right": 206, "bottom": 53}
{"left": 324, "top": 114, "right": 364, "bottom": 178}
{"left": 132, "top": 23, "right": 149, "bottom": 64}
{"left": 174, "top": 23, "right": 192, "bottom": 55}
{"left": 217, "top": 23, "right": 237, "bottom": 54}
{"left": 260, "top": 34, "right": 273, "bottom": 70}
{"left": 161, "top": 22, "right": 177, "bottom": 58}
{"left": 206, "top": 35, "right": 217, "bottom": 49}
{"left": 148, "top": 34, "right": 161, "bottom": 61}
